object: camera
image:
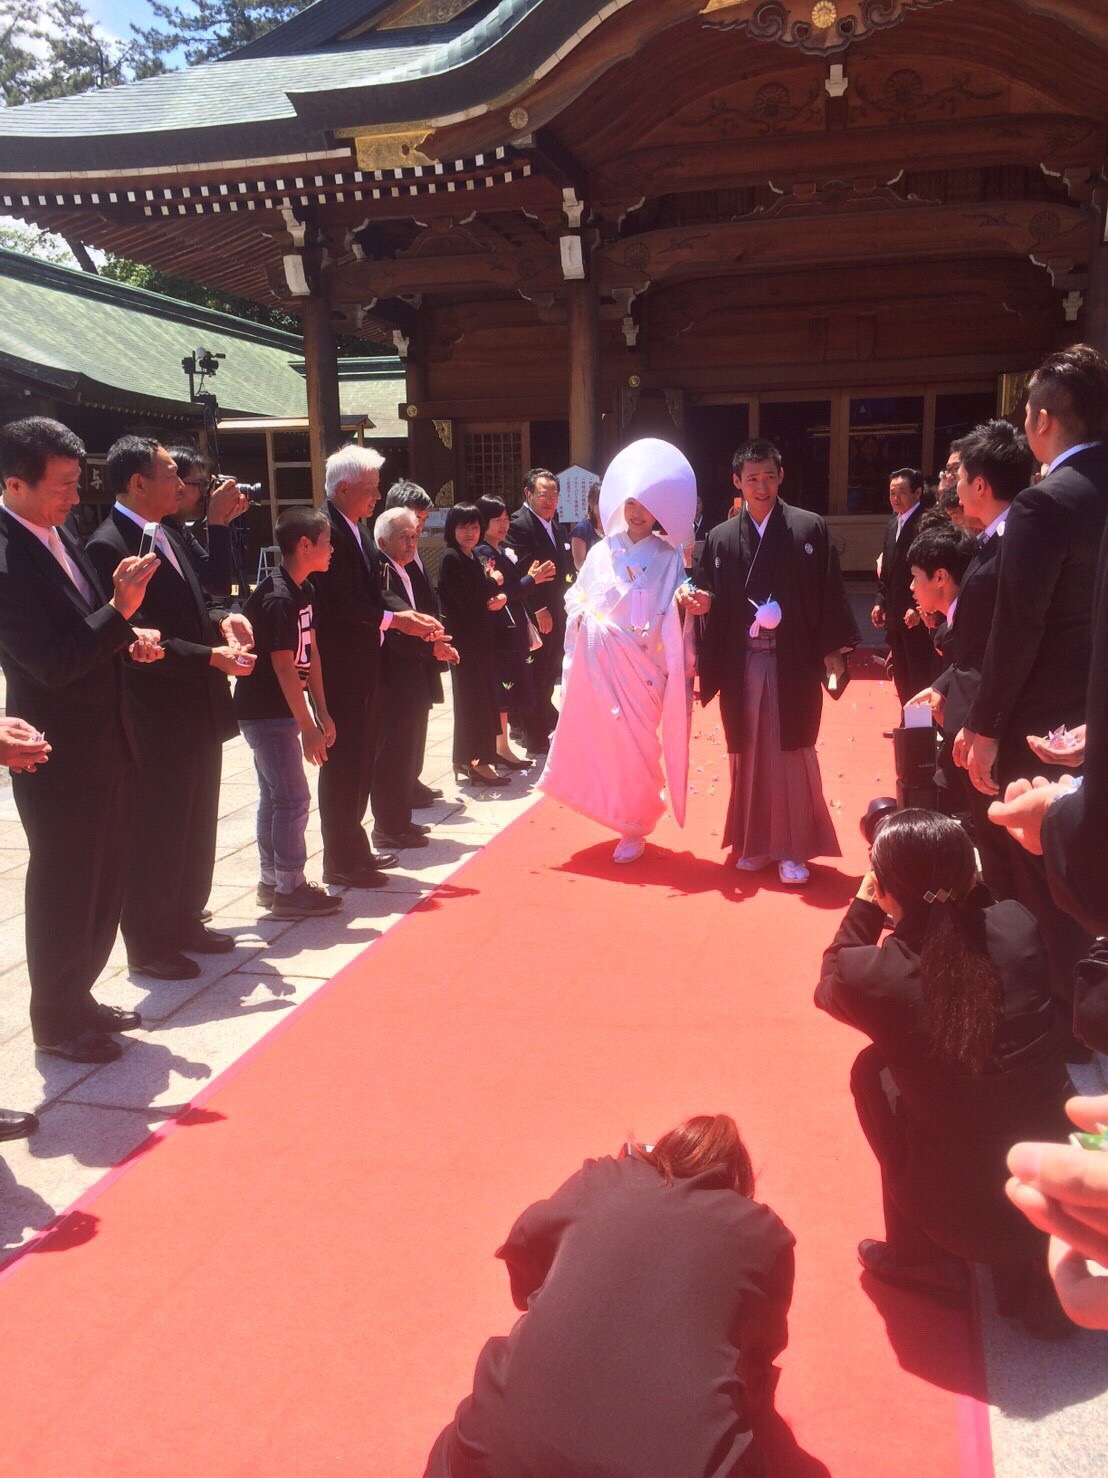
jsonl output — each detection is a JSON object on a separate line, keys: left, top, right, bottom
{"left": 216, "top": 475, "right": 265, "bottom": 503}
{"left": 860, "top": 726, "right": 940, "bottom": 846}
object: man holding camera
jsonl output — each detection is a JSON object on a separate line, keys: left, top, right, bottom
{"left": 86, "top": 437, "right": 256, "bottom": 980}
{"left": 0, "top": 417, "right": 162, "bottom": 1063}
{"left": 165, "top": 444, "right": 251, "bottom": 600}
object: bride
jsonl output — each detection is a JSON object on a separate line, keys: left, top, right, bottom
{"left": 538, "top": 438, "right": 700, "bottom": 863}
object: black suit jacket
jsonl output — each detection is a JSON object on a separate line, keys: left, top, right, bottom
{"left": 165, "top": 517, "right": 233, "bottom": 600}
{"left": 969, "top": 443, "right": 1108, "bottom": 778}
{"left": 379, "top": 554, "right": 444, "bottom": 707}
{"left": 504, "top": 505, "right": 574, "bottom": 626}
{"left": 313, "top": 502, "right": 406, "bottom": 696}
{"left": 0, "top": 509, "right": 135, "bottom": 767}
{"left": 875, "top": 503, "right": 924, "bottom": 624}
{"left": 932, "top": 529, "right": 1003, "bottom": 744}
{"left": 1042, "top": 511, "right": 1108, "bottom": 936}
{"left": 86, "top": 508, "right": 236, "bottom": 745}
{"left": 816, "top": 895, "right": 1071, "bottom": 1261}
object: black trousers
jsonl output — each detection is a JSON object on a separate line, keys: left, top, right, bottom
{"left": 520, "top": 622, "right": 564, "bottom": 746}
{"left": 849, "top": 1045, "right": 951, "bottom": 1265}
{"left": 318, "top": 676, "right": 380, "bottom": 871}
{"left": 122, "top": 728, "right": 222, "bottom": 962}
{"left": 15, "top": 748, "right": 134, "bottom": 1043}
{"left": 889, "top": 621, "right": 939, "bottom": 708}
{"left": 372, "top": 692, "right": 429, "bottom": 834}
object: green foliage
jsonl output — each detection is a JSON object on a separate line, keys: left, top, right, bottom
{"left": 130, "top": 0, "right": 315, "bottom": 68}
{"left": 0, "top": 0, "right": 154, "bottom": 107}
{"left": 0, "top": 220, "right": 79, "bottom": 263}
{"left": 100, "top": 256, "right": 302, "bottom": 333}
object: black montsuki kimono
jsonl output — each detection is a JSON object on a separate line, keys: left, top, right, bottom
{"left": 694, "top": 499, "right": 859, "bottom": 752}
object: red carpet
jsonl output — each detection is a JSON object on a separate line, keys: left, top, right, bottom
{"left": 0, "top": 661, "right": 991, "bottom": 1477}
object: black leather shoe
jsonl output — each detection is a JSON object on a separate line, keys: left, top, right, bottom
{"left": 90, "top": 1003, "right": 141, "bottom": 1033}
{"left": 857, "top": 1238, "right": 968, "bottom": 1304}
{"left": 0, "top": 1107, "right": 39, "bottom": 1141}
{"left": 322, "top": 866, "right": 389, "bottom": 889}
{"left": 373, "top": 829, "right": 430, "bottom": 850}
{"left": 180, "top": 925, "right": 236, "bottom": 954}
{"left": 366, "top": 850, "right": 400, "bottom": 869}
{"left": 195, "top": 908, "right": 213, "bottom": 923}
{"left": 411, "top": 784, "right": 443, "bottom": 806}
{"left": 128, "top": 952, "right": 202, "bottom": 981}
{"left": 37, "top": 1031, "right": 122, "bottom": 1064}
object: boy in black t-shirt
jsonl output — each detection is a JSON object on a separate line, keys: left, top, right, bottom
{"left": 234, "top": 507, "right": 342, "bottom": 919}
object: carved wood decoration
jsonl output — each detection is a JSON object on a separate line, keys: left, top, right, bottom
{"left": 702, "top": 0, "right": 953, "bottom": 54}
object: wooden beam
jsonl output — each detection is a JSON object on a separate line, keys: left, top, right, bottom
{"left": 301, "top": 294, "right": 342, "bottom": 505}
{"left": 597, "top": 200, "right": 1096, "bottom": 290}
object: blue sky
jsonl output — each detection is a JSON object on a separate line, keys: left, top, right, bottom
{"left": 84, "top": 0, "right": 160, "bottom": 42}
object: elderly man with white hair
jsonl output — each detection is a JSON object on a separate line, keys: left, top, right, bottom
{"left": 371, "top": 506, "right": 458, "bottom": 850}
{"left": 313, "top": 445, "right": 443, "bottom": 888}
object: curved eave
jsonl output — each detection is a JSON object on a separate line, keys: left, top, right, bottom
{"left": 0, "top": 351, "right": 209, "bottom": 421}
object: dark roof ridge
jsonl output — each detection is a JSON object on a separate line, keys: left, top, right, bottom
{"left": 0, "top": 247, "right": 304, "bottom": 353}
{"left": 226, "top": 0, "right": 502, "bottom": 61}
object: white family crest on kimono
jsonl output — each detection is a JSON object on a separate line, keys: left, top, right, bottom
{"left": 538, "top": 438, "right": 698, "bottom": 845}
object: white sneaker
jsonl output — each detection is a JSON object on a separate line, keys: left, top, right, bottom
{"left": 613, "top": 836, "right": 645, "bottom": 864}
{"left": 735, "top": 855, "right": 772, "bottom": 871}
{"left": 778, "top": 860, "right": 810, "bottom": 886}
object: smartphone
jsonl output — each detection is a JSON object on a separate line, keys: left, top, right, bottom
{"left": 139, "top": 521, "right": 159, "bottom": 558}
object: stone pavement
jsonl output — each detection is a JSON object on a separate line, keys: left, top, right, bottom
{"left": 0, "top": 694, "right": 1105, "bottom": 1474}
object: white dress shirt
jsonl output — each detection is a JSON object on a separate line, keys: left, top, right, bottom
{"left": 2, "top": 505, "right": 96, "bottom": 606}
{"left": 112, "top": 501, "right": 184, "bottom": 578}
{"left": 335, "top": 506, "right": 392, "bottom": 636}
{"left": 896, "top": 501, "right": 921, "bottom": 540}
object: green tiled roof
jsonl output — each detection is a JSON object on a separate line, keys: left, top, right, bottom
{"left": 0, "top": 0, "right": 606, "bottom": 170}
{"left": 0, "top": 249, "right": 405, "bottom": 434}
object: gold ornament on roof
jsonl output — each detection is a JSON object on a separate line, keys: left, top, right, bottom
{"left": 508, "top": 106, "right": 530, "bottom": 131}
{"left": 811, "top": 0, "right": 837, "bottom": 27}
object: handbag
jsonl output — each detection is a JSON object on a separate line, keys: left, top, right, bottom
{"left": 526, "top": 614, "right": 543, "bottom": 652}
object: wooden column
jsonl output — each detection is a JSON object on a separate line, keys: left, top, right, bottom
{"left": 567, "top": 276, "right": 601, "bottom": 472}
{"left": 302, "top": 293, "right": 341, "bottom": 505}
{"left": 1085, "top": 187, "right": 1108, "bottom": 358}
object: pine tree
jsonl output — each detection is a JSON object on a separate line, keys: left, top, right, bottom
{"left": 131, "top": 0, "right": 315, "bottom": 69}
{"left": 0, "top": 0, "right": 151, "bottom": 107}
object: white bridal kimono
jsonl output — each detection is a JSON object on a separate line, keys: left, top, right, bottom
{"left": 538, "top": 530, "right": 693, "bottom": 837}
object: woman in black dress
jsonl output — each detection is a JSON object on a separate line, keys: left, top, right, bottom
{"left": 437, "top": 504, "right": 508, "bottom": 786}
{"left": 475, "top": 495, "right": 555, "bottom": 770}
{"left": 424, "top": 1114, "right": 795, "bottom": 1478}
{"left": 816, "top": 808, "right": 1073, "bottom": 1336}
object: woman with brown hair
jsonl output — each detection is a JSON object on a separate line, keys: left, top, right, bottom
{"left": 816, "top": 808, "right": 1074, "bottom": 1336}
{"left": 424, "top": 1114, "right": 794, "bottom": 1478}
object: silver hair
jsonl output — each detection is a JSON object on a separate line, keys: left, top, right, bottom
{"left": 375, "top": 505, "right": 418, "bottom": 546}
{"left": 324, "top": 443, "right": 385, "bottom": 498}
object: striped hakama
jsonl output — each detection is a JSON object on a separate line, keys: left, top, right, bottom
{"left": 724, "top": 634, "right": 841, "bottom": 862}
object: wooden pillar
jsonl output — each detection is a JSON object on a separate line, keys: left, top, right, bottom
{"left": 302, "top": 293, "right": 341, "bottom": 505}
{"left": 567, "top": 276, "right": 601, "bottom": 472}
{"left": 1085, "top": 187, "right": 1108, "bottom": 358}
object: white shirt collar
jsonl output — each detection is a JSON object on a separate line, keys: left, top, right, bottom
{"left": 896, "top": 500, "right": 921, "bottom": 536}
{"left": 2, "top": 503, "right": 55, "bottom": 545}
{"left": 946, "top": 595, "right": 959, "bottom": 628}
{"left": 979, "top": 508, "right": 1008, "bottom": 543}
{"left": 113, "top": 500, "right": 149, "bottom": 531}
{"left": 749, "top": 509, "right": 773, "bottom": 538}
{"left": 1046, "top": 442, "right": 1100, "bottom": 476}
{"left": 382, "top": 553, "right": 414, "bottom": 602}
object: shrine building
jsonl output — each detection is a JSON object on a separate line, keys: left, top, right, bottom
{"left": 0, "top": 0, "right": 1106, "bottom": 568}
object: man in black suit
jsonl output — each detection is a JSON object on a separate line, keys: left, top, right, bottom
{"left": 313, "top": 446, "right": 443, "bottom": 888}
{"left": 871, "top": 467, "right": 938, "bottom": 707}
{"left": 504, "top": 467, "right": 575, "bottom": 753}
{"left": 957, "top": 346, "right": 1108, "bottom": 1029}
{"left": 910, "top": 421, "right": 1034, "bottom": 893}
{"left": 165, "top": 444, "right": 250, "bottom": 600}
{"left": 0, "top": 417, "right": 161, "bottom": 1063}
{"left": 383, "top": 478, "right": 445, "bottom": 807}
{"left": 86, "top": 437, "right": 254, "bottom": 981}
{"left": 371, "top": 507, "right": 457, "bottom": 849}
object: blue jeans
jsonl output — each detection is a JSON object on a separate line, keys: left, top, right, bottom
{"left": 238, "top": 718, "right": 309, "bottom": 892}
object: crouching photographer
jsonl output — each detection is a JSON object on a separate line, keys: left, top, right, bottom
{"left": 817, "top": 808, "right": 1075, "bottom": 1338}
